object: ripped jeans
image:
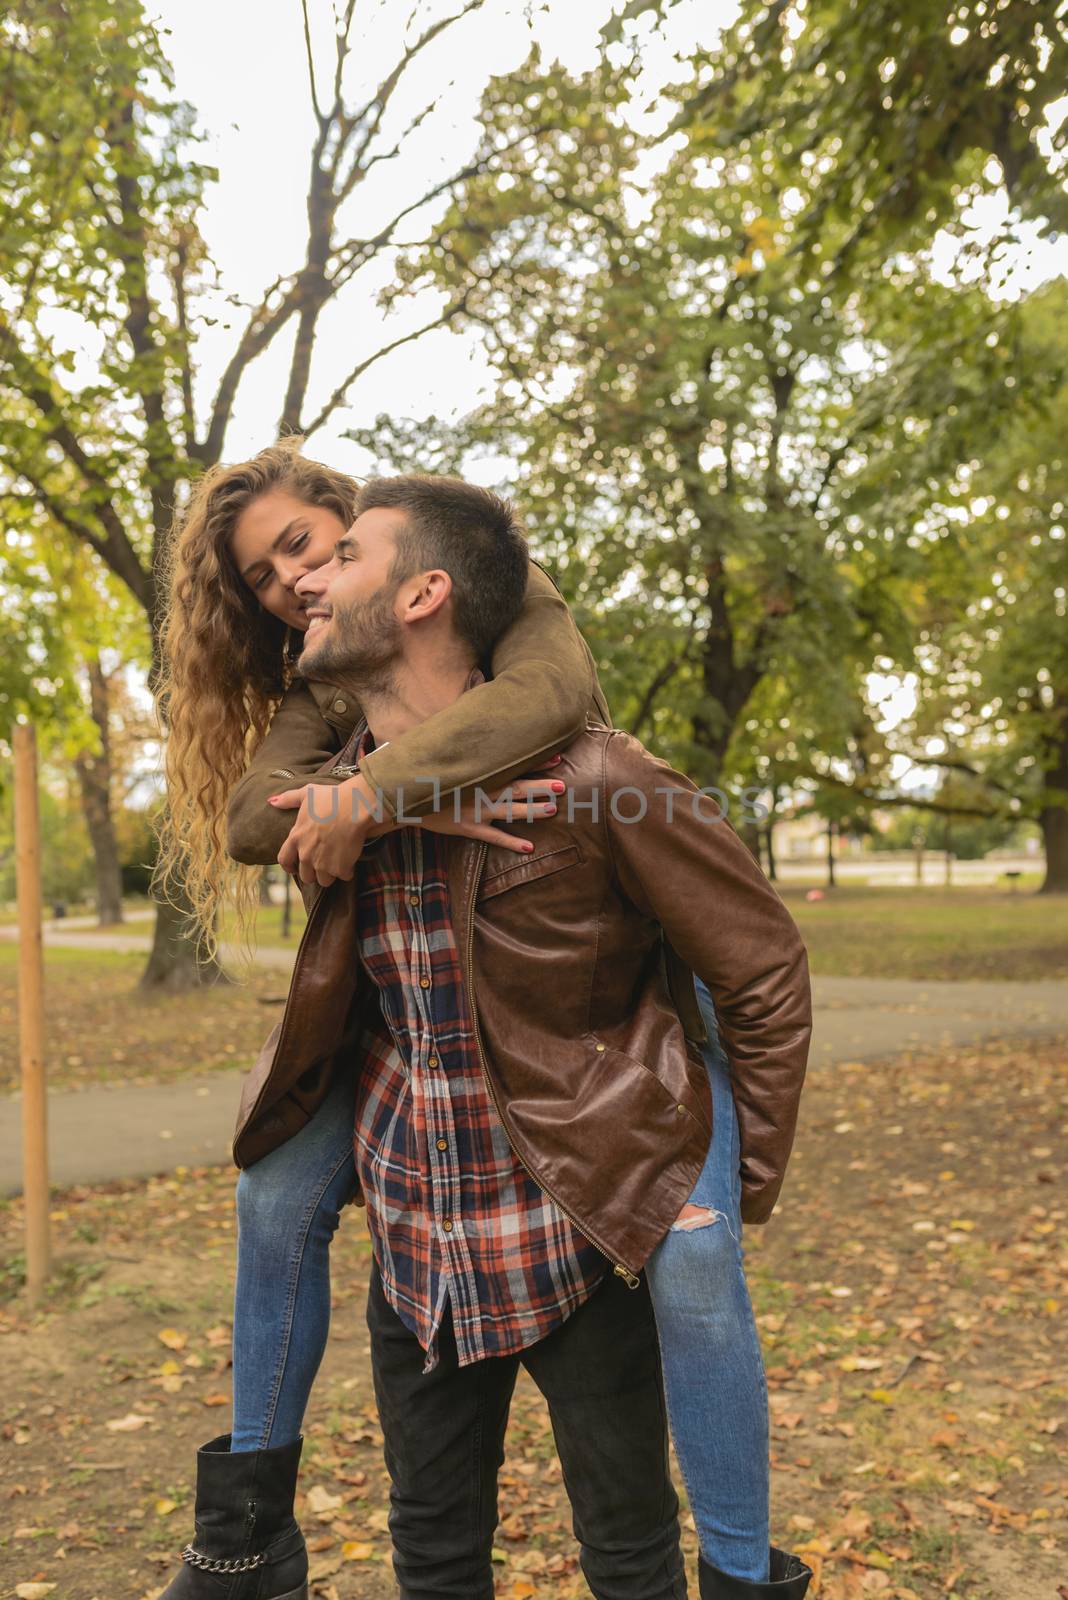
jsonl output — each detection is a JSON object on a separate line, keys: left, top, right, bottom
{"left": 644, "top": 979, "right": 771, "bottom": 1582}
{"left": 230, "top": 983, "right": 769, "bottom": 1580}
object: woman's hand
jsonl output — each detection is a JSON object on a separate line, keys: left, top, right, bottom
{"left": 271, "top": 763, "right": 566, "bottom": 885}
{"left": 414, "top": 775, "right": 566, "bottom": 853}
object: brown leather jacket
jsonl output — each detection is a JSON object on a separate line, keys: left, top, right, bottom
{"left": 233, "top": 726, "right": 811, "bottom": 1282}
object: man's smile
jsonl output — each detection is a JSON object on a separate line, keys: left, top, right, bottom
{"left": 304, "top": 607, "right": 332, "bottom": 635}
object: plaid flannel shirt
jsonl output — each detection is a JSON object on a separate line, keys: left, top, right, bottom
{"left": 353, "top": 821, "right": 606, "bottom": 1371}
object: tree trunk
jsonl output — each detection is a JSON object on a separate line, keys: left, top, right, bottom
{"left": 1038, "top": 715, "right": 1068, "bottom": 893}
{"left": 826, "top": 820, "right": 837, "bottom": 889}
{"left": 139, "top": 891, "right": 230, "bottom": 991}
{"left": 258, "top": 867, "right": 274, "bottom": 906}
{"left": 1039, "top": 802, "right": 1068, "bottom": 892}
{"left": 763, "top": 787, "right": 778, "bottom": 882}
{"left": 73, "top": 661, "right": 124, "bottom": 925}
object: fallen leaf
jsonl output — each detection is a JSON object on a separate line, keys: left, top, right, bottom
{"left": 154, "top": 1499, "right": 178, "bottom": 1517}
{"left": 16, "top": 1587, "right": 57, "bottom": 1599}
{"left": 341, "top": 1541, "right": 374, "bottom": 1560}
{"left": 106, "top": 1413, "right": 152, "bottom": 1433}
{"left": 158, "top": 1328, "right": 187, "bottom": 1351}
{"left": 306, "top": 1486, "right": 345, "bottom": 1517}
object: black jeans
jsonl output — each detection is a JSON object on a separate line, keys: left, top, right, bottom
{"left": 366, "top": 1264, "right": 686, "bottom": 1600}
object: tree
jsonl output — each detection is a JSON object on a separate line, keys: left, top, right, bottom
{"left": 0, "top": 0, "right": 548, "bottom": 984}
{"left": 72, "top": 660, "right": 124, "bottom": 923}
{"left": 902, "top": 283, "right": 1068, "bottom": 890}
{"left": 358, "top": 50, "right": 1016, "bottom": 797}
{"left": 678, "top": 0, "right": 1068, "bottom": 280}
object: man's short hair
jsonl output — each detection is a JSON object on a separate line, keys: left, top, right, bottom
{"left": 354, "top": 474, "right": 529, "bottom": 663}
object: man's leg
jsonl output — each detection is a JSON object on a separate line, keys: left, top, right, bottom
{"left": 367, "top": 1264, "right": 518, "bottom": 1600}
{"left": 523, "top": 1271, "right": 687, "bottom": 1600}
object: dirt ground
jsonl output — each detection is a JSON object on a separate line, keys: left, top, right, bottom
{"left": 1, "top": 1032, "right": 1065, "bottom": 1600}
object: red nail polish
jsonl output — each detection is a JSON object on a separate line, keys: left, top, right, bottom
{"left": 524, "top": 841, "right": 535, "bottom": 852}
{"left": 551, "top": 781, "right": 566, "bottom": 793}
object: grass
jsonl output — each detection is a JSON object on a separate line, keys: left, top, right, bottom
{"left": 240, "top": 880, "right": 1068, "bottom": 979}
{"left": 0, "top": 945, "right": 290, "bottom": 1093}
{"left": 782, "top": 884, "right": 1068, "bottom": 981}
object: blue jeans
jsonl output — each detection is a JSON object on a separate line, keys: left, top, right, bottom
{"left": 231, "top": 989, "right": 770, "bottom": 1582}
{"left": 645, "top": 980, "right": 770, "bottom": 1582}
{"left": 231, "top": 1066, "right": 359, "bottom": 1451}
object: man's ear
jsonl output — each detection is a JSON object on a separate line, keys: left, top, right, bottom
{"left": 402, "top": 569, "right": 452, "bottom": 624}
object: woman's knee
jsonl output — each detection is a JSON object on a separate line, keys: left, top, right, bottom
{"left": 235, "top": 1162, "right": 292, "bottom": 1247}
{"left": 650, "top": 1204, "right": 742, "bottom": 1310}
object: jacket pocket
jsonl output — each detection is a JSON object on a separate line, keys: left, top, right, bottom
{"left": 478, "top": 842, "right": 582, "bottom": 901}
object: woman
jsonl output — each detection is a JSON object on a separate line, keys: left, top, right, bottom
{"left": 156, "top": 440, "right": 809, "bottom": 1599}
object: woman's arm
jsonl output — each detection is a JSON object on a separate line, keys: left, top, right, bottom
{"left": 227, "top": 560, "right": 609, "bottom": 868}
{"left": 358, "top": 561, "right": 609, "bottom": 820}
{"left": 226, "top": 681, "right": 358, "bottom": 865}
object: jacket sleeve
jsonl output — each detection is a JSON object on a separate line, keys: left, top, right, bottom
{"left": 226, "top": 681, "right": 354, "bottom": 866}
{"left": 602, "top": 730, "right": 811, "bottom": 1224}
{"left": 359, "top": 560, "right": 608, "bottom": 819}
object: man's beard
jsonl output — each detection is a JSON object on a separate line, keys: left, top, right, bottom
{"left": 298, "top": 582, "right": 403, "bottom": 697}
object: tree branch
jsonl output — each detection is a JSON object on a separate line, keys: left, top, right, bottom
{"left": 301, "top": 0, "right": 327, "bottom": 125}
{"left": 200, "top": 274, "right": 305, "bottom": 463}
{"left": 300, "top": 295, "right": 467, "bottom": 438}
{"left": 345, "top": 0, "right": 485, "bottom": 174}
{"left": 628, "top": 647, "right": 694, "bottom": 739}
{"left": 884, "top": 748, "right": 1020, "bottom": 799}
{"left": 799, "top": 766, "right": 1011, "bottom": 819}
{"left": 10, "top": 465, "right": 152, "bottom": 609}
{"left": 170, "top": 233, "right": 198, "bottom": 459}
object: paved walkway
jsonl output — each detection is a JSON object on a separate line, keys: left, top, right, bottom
{"left": 2, "top": 924, "right": 1067, "bottom": 1194}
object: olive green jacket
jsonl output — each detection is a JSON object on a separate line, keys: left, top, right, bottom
{"left": 227, "top": 562, "right": 612, "bottom": 866}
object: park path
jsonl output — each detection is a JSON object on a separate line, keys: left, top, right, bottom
{"left": 1, "top": 923, "right": 1067, "bottom": 1193}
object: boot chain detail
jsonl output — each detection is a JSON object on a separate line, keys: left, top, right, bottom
{"left": 180, "top": 1544, "right": 267, "bottom": 1575}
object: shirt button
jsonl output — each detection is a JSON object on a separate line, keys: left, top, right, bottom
{"left": 676, "top": 1104, "right": 687, "bottom": 1115}
{"left": 442, "top": 1219, "right": 454, "bottom": 1233}
{"left": 408, "top": 893, "right": 420, "bottom": 907}
{"left": 436, "top": 1138, "right": 448, "bottom": 1151}
{"left": 428, "top": 1055, "right": 440, "bottom": 1068}
{"left": 595, "top": 1043, "right": 606, "bottom": 1053}
{"left": 419, "top": 977, "right": 431, "bottom": 990}
{"left": 332, "top": 697, "right": 347, "bottom": 714}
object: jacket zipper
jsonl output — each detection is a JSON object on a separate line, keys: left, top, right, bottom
{"left": 462, "top": 843, "right": 641, "bottom": 1289}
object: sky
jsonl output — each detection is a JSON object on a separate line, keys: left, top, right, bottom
{"left": 148, "top": 0, "right": 736, "bottom": 478}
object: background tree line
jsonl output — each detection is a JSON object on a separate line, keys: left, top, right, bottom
{"left": 1, "top": 0, "right": 1066, "bottom": 992}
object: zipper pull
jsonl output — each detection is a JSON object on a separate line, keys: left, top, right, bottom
{"left": 613, "top": 1264, "right": 641, "bottom": 1290}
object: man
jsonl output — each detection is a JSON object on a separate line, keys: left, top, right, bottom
{"left": 222, "top": 476, "right": 811, "bottom": 1599}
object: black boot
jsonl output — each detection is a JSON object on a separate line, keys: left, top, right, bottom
{"left": 699, "top": 1546, "right": 813, "bottom": 1598}
{"left": 160, "top": 1434, "right": 308, "bottom": 1598}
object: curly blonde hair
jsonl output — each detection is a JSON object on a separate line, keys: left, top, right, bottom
{"left": 154, "top": 440, "right": 358, "bottom": 955}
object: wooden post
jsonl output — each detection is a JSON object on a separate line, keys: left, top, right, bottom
{"left": 13, "top": 724, "right": 50, "bottom": 1303}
